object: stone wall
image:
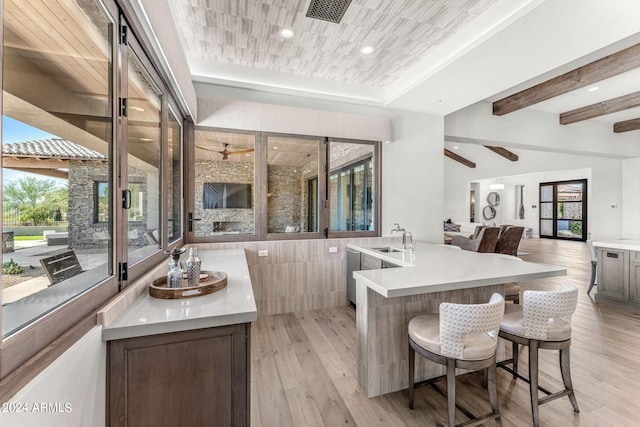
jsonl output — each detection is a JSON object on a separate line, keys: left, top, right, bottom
{"left": 67, "top": 160, "right": 150, "bottom": 250}
{"left": 194, "top": 160, "right": 255, "bottom": 236}
{"left": 267, "top": 165, "right": 302, "bottom": 233}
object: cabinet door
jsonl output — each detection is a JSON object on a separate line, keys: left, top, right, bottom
{"left": 108, "top": 323, "right": 250, "bottom": 427}
{"left": 597, "top": 248, "right": 629, "bottom": 301}
{"left": 361, "top": 253, "right": 382, "bottom": 270}
{"left": 630, "top": 251, "right": 640, "bottom": 304}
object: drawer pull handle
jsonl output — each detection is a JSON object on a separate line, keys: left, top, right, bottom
{"left": 607, "top": 252, "right": 619, "bottom": 259}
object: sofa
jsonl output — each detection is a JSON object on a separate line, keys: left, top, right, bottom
{"left": 444, "top": 221, "right": 491, "bottom": 238}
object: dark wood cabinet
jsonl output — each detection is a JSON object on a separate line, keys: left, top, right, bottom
{"left": 107, "top": 323, "right": 250, "bottom": 427}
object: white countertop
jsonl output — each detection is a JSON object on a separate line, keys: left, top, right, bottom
{"left": 348, "top": 242, "right": 566, "bottom": 298}
{"left": 102, "top": 249, "right": 257, "bottom": 341}
{"left": 592, "top": 240, "right": 640, "bottom": 251}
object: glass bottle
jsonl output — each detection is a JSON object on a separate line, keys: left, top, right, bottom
{"left": 167, "top": 257, "right": 183, "bottom": 288}
{"left": 186, "top": 247, "right": 201, "bottom": 287}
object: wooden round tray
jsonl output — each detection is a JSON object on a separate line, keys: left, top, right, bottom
{"left": 149, "top": 270, "right": 227, "bottom": 299}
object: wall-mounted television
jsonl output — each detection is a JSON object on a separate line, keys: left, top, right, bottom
{"left": 203, "top": 183, "right": 252, "bottom": 209}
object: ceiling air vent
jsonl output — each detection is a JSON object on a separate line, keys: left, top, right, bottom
{"left": 306, "top": 0, "right": 353, "bottom": 24}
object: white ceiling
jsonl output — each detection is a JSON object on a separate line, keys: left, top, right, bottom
{"left": 168, "top": 0, "right": 640, "bottom": 120}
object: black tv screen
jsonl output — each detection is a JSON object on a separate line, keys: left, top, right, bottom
{"left": 203, "top": 183, "right": 251, "bottom": 209}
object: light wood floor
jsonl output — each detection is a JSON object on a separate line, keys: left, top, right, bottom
{"left": 251, "top": 238, "right": 640, "bottom": 427}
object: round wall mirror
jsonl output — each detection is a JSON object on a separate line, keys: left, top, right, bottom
{"left": 487, "top": 192, "right": 500, "bottom": 206}
{"left": 483, "top": 205, "right": 496, "bottom": 220}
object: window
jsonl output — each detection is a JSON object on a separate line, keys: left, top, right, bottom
{"left": 0, "top": 0, "right": 185, "bottom": 385}
{"left": 167, "top": 109, "right": 182, "bottom": 245}
{"left": 188, "top": 130, "right": 380, "bottom": 241}
{"left": 539, "top": 180, "right": 587, "bottom": 241}
{"left": 192, "top": 128, "right": 256, "bottom": 237}
{"left": 94, "top": 182, "right": 143, "bottom": 223}
{"left": 328, "top": 140, "right": 376, "bottom": 235}
{"left": 267, "top": 134, "right": 320, "bottom": 234}
{"left": 94, "top": 182, "right": 109, "bottom": 223}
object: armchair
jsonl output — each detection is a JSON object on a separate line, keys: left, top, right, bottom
{"left": 451, "top": 226, "right": 500, "bottom": 253}
{"left": 495, "top": 226, "right": 524, "bottom": 256}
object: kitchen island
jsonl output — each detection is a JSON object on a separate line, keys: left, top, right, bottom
{"left": 103, "top": 249, "right": 257, "bottom": 427}
{"left": 347, "top": 241, "right": 566, "bottom": 398}
{"left": 592, "top": 240, "right": 640, "bottom": 310}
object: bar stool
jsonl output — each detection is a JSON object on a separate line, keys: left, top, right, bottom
{"left": 408, "top": 293, "right": 505, "bottom": 427}
{"left": 498, "top": 284, "right": 580, "bottom": 427}
{"left": 586, "top": 239, "right": 597, "bottom": 295}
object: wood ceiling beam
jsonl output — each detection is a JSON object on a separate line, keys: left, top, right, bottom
{"left": 560, "top": 91, "right": 640, "bottom": 124}
{"left": 493, "top": 43, "right": 640, "bottom": 116}
{"left": 483, "top": 145, "right": 518, "bottom": 161}
{"left": 444, "top": 149, "right": 475, "bottom": 168}
{"left": 4, "top": 167, "right": 68, "bottom": 180}
{"left": 2, "top": 157, "right": 70, "bottom": 169}
{"left": 613, "top": 118, "right": 640, "bottom": 133}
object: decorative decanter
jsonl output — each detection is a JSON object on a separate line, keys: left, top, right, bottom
{"left": 186, "top": 247, "right": 201, "bottom": 287}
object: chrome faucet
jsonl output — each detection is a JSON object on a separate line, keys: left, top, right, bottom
{"left": 391, "top": 223, "right": 404, "bottom": 234}
{"left": 391, "top": 223, "right": 414, "bottom": 250}
{"left": 403, "top": 231, "right": 414, "bottom": 251}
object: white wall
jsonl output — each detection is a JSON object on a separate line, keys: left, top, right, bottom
{"left": 443, "top": 142, "right": 622, "bottom": 240}
{"left": 445, "top": 101, "right": 635, "bottom": 240}
{"left": 382, "top": 112, "right": 444, "bottom": 242}
{"left": 0, "top": 327, "right": 106, "bottom": 427}
{"left": 622, "top": 158, "right": 640, "bottom": 239}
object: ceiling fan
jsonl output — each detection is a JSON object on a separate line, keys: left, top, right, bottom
{"left": 196, "top": 143, "right": 254, "bottom": 160}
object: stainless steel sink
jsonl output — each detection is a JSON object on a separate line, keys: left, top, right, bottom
{"left": 372, "top": 247, "right": 404, "bottom": 253}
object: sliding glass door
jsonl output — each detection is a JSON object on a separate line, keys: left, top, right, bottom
{"left": 539, "top": 179, "right": 587, "bottom": 241}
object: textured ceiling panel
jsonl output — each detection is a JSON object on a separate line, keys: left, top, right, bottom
{"left": 170, "top": 0, "right": 498, "bottom": 87}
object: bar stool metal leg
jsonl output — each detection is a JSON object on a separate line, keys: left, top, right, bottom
{"left": 447, "top": 359, "right": 456, "bottom": 427}
{"left": 528, "top": 340, "right": 540, "bottom": 427}
{"left": 408, "top": 343, "right": 415, "bottom": 409}
{"left": 487, "top": 363, "right": 503, "bottom": 427}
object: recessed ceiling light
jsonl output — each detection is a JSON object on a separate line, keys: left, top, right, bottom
{"left": 361, "top": 46, "right": 374, "bottom": 54}
{"left": 280, "top": 29, "right": 294, "bottom": 38}
{"left": 587, "top": 86, "right": 599, "bottom": 92}
{"left": 453, "top": 146, "right": 459, "bottom": 150}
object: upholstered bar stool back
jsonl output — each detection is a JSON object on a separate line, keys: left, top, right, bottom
{"left": 408, "top": 293, "right": 505, "bottom": 427}
{"left": 498, "top": 284, "right": 580, "bottom": 427}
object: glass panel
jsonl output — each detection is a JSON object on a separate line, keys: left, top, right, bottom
{"left": 167, "top": 111, "right": 182, "bottom": 244}
{"left": 2, "top": 0, "right": 112, "bottom": 336}
{"left": 557, "top": 220, "right": 582, "bottom": 238}
{"left": 540, "top": 202, "right": 553, "bottom": 219}
{"left": 266, "top": 135, "right": 319, "bottom": 233}
{"left": 307, "top": 178, "right": 318, "bottom": 232}
{"left": 329, "top": 141, "right": 375, "bottom": 232}
{"left": 540, "top": 219, "right": 553, "bottom": 236}
{"left": 557, "top": 202, "right": 582, "bottom": 220}
{"left": 194, "top": 129, "right": 255, "bottom": 236}
{"left": 540, "top": 185, "right": 553, "bottom": 202}
{"left": 557, "top": 183, "right": 583, "bottom": 201}
{"left": 127, "top": 49, "right": 162, "bottom": 264}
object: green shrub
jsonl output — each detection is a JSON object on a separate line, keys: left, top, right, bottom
{"left": 570, "top": 222, "right": 582, "bottom": 235}
{"left": 3, "top": 258, "right": 23, "bottom": 274}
